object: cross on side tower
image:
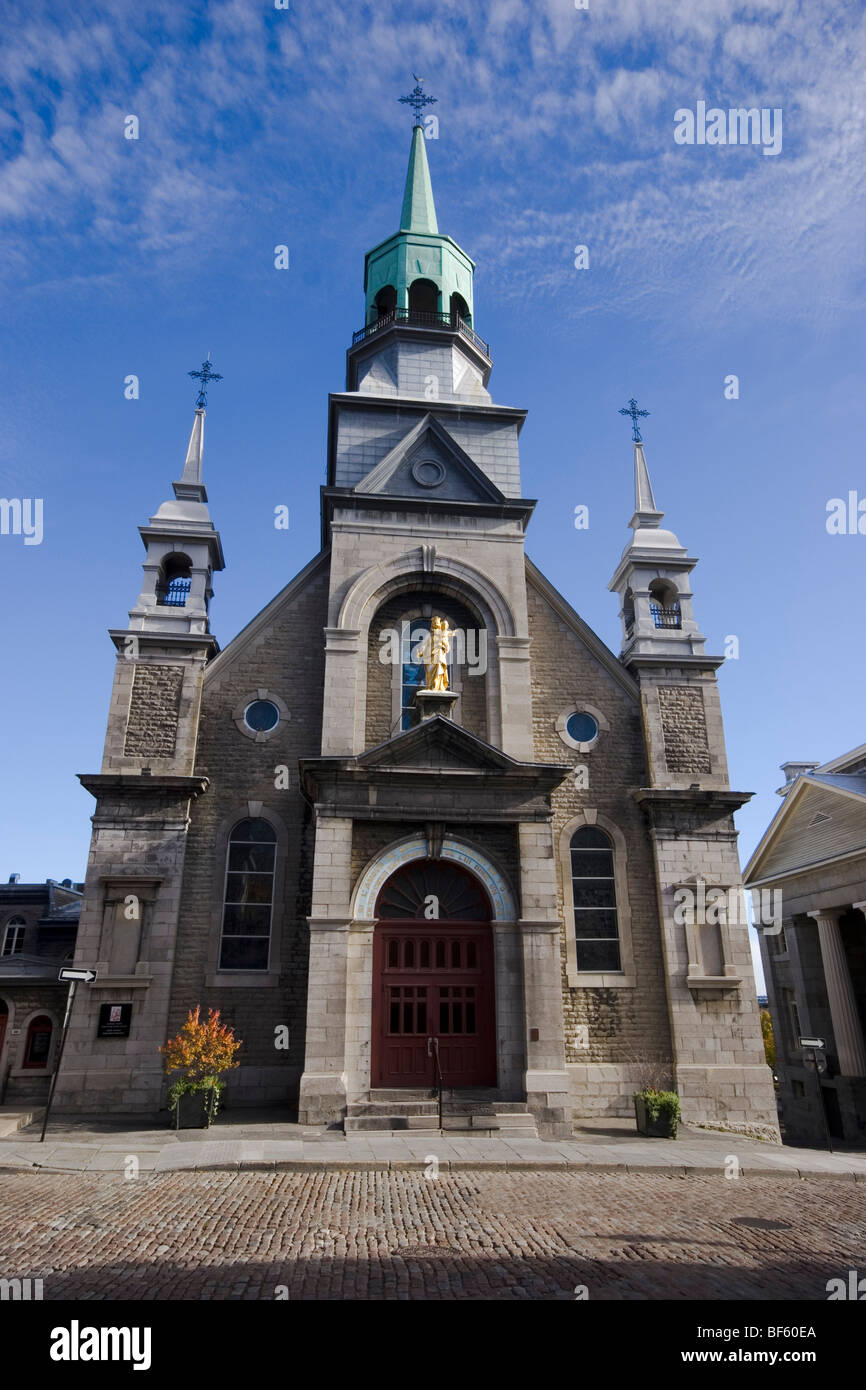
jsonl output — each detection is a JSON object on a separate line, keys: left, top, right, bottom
{"left": 188, "top": 355, "right": 223, "bottom": 409}
{"left": 619, "top": 397, "right": 650, "bottom": 443}
{"left": 399, "top": 75, "right": 437, "bottom": 128}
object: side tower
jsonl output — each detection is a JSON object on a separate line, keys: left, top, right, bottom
{"left": 608, "top": 416, "right": 778, "bottom": 1136}
{"left": 55, "top": 391, "right": 224, "bottom": 1112}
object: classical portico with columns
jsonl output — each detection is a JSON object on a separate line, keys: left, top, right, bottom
{"left": 745, "top": 746, "right": 866, "bottom": 1145}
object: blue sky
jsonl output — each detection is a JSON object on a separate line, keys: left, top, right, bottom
{"left": 2, "top": 1, "right": 865, "bottom": 989}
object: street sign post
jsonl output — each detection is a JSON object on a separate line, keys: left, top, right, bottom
{"left": 39, "top": 968, "right": 98, "bottom": 1142}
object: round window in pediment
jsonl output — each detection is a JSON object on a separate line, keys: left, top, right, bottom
{"left": 411, "top": 457, "right": 446, "bottom": 489}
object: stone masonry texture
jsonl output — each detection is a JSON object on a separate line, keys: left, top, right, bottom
{"left": 123, "top": 665, "right": 184, "bottom": 758}
{"left": 658, "top": 685, "right": 712, "bottom": 775}
{"left": 525, "top": 577, "right": 673, "bottom": 1082}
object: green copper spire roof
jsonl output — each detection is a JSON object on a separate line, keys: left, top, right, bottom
{"left": 399, "top": 125, "right": 438, "bottom": 234}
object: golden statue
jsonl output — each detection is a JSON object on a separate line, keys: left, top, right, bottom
{"left": 422, "top": 615, "right": 452, "bottom": 691}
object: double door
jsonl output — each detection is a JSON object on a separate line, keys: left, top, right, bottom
{"left": 372, "top": 922, "right": 496, "bottom": 1088}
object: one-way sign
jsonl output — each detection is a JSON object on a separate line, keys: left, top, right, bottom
{"left": 58, "top": 967, "right": 98, "bottom": 983}
{"left": 799, "top": 1036, "right": 825, "bottom": 1049}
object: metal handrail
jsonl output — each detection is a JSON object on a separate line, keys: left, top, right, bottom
{"left": 650, "top": 602, "right": 681, "bottom": 630}
{"left": 352, "top": 308, "right": 490, "bottom": 357}
{"left": 428, "top": 1035, "right": 444, "bottom": 1131}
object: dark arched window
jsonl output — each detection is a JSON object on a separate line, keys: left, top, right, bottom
{"left": 156, "top": 553, "right": 192, "bottom": 607}
{"left": 623, "top": 588, "right": 635, "bottom": 639}
{"left": 1, "top": 917, "right": 25, "bottom": 957}
{"left": 450, "top": 291, "right": 471, "bottom": 326}
{"left": 373, "top": 284, "right": 397, "bottom": 322}
{"left": 408, "top": 278, "right": 439, "bottom": 316}
{"left": 23, "top": 1015, "right": 53, "bottom": 1069}
{"left": 570, "top": 827, "right": 621, "bottom": 972}
{"left": 219, "top": 819, "right": 276, "bottom": 971}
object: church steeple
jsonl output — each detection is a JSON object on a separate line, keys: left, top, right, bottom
{"left": 399, "top": 123, "right": 439, "bottom": 233}
{"left": 126, "top": 377, "right": 225, "bottom": 642}
{"left": 607, "top": 403, "right": 705, "bottom": 662}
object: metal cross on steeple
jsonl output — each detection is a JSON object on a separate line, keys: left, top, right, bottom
{"left": 188, "top": 354, "right": 223, "bottom": 409}
{"left": 619, "top": 397, "right": 650, "bottom": 443}
{"left": 399, "top": 75, "right": 437, "bottom": 128}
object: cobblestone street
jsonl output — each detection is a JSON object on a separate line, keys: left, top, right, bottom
{"left": 0, "top": 1169, "right": 861, "bottom": 1301}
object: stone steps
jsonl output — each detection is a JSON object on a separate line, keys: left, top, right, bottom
{"left": 344, "top": 1092, "right": 539, "bottom": 1138}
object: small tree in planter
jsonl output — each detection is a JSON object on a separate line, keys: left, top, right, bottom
{"left": 624, "top": 1051, "right": 681, "bottom": 1139}
{"left": 160, "top": 1006, "right": 242, "bottom": 1129}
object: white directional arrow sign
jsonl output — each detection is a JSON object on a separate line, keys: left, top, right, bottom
{"left": 799, "top": 1036, "right": 825, "bottom": 1049}
{"left": 58, "top": 967, "right": 98, "bottom": 983}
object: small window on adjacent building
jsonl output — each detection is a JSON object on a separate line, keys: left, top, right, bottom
{"left": 219, "top": 819, "right": 277, "bottom": 971}
{"left": 570, "top": 827, "right": 621, "bottom": 972}
{"left": 1, "top": 917, "right": 25, "bottom": 957}
{"left": 782, "top": 988, "right": 801, "bottom": 1045}
{"left": 23, "top": 1015, "right": 53, "bottom": 1068}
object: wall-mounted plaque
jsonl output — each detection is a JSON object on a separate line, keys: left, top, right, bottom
{"left": 97, "top": 1003, "right": 132, "bottom": 1038}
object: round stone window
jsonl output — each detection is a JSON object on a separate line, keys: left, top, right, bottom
{"left": 411, "top": 458, "right": 446, "bottom": 488}
{"left": 244, "top": 699, "right": 280, "bottom": 734}
{"left": 566, "top": 712, "right": 599, "bottom": 744}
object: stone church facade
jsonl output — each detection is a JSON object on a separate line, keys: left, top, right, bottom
{"left": 55, "top": 121, "right": 778, "bottom": 1139}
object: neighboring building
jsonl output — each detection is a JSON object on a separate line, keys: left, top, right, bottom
{"left": 0, "top": 875, "right": 82, "bottom": 1104}
{"left": 53, "top": 111, "right": 777, "bottom": 1139}
{"left": 744, "top": 746, "right": 866, "bottom": 1146}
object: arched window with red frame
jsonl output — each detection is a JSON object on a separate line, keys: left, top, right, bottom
{"left": 23, "top": 1015, "right": 53, "bottom": 1069}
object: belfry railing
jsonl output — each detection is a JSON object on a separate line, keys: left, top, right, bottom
{"left": 352, "top": 308, "right": 490, "bottom": 357}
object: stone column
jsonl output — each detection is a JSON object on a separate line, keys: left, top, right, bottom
{"left": 517, "top": 822, "right": 571, "bottom": 1136}
{"left": 808, "top": 909, "right": 866, "bottom": 1076}
{"left": 298, "top": 817, "right": 354, "bottom": 1125}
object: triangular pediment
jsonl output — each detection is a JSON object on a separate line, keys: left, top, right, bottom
{"left": 357, "top": 716, "right": 518, "bottom": 774}
{"left": 744, "top": 774, "right": 866, "bottom": 885}
{"left": 354, "top": 414, "right": 506, "bottom": 505}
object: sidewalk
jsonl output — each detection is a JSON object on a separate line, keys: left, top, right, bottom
{"left": 1, "top": 1111, "right": 864, "bottom": 1178}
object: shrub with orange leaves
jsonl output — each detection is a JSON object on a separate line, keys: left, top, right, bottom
{"left": 160, "top": 1005, "right": 242, "bottom": 1086}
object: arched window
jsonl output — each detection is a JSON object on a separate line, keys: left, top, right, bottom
{"left": 23, "top": 1015, "right": 53, "bottom": 1069}
{"left": 648, "top": 579, "right": 681, "bottom": 630}
{"left": 450, "top": 291, "right": 471, "bottom": 327}
{"left": 408, "top": 278, "right": 439, "bottom": 316}
{"left": 570, "top": 827, "right": 621, "bottom": 972}
{"left": 623, "top": 588, "right": 635, "bottom": 639}
{"left": 1, "top": 917, "right": 25, "bottom": 957}
{"left": 219, "top": 819, "right": 276, "bottom": 971}
{"left": 156, "top": 554, "right": 192, "bottom": 607}
{"left": 373, "top": 284, "right": 397, "bottom": 322}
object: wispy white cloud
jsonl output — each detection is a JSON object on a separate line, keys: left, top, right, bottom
{"left": 0, "top": 0, "right": 863, "bottom": 333}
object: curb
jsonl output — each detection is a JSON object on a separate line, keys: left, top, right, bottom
{"left": 2, "top": 1156, "right": 864, "bottom": 1179}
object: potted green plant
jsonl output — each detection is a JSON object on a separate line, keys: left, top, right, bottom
{"left": 634, "top": 1087, "right": 682, "bottom": 1139}
{"left": 159, "top": 1005, "right": 242, "bottom": 1129}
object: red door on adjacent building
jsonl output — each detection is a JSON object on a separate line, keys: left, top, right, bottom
{"left": 371, "top": 860, "right": 496, "bottom": 1089}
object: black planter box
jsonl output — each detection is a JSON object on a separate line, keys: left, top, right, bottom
{"left": 174, "top": 1088, "right": 219, "bottom": 1130}
{"left": 634, "top": 1094, "right": 678, "bottom": 1139}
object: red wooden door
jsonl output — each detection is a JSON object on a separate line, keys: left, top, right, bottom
{"left": 372, "top": 922, "right": 496, "bottom": 1088}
